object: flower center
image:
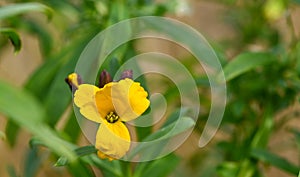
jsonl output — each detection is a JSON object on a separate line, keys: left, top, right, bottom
{"left": 105, "top": 111, "right": 120, "bottom": 123}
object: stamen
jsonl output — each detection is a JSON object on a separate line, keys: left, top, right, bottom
{"left": 105, "top": 111, "right": 119, "bottom": 123}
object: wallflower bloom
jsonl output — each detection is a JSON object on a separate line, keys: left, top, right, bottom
{"left": 71, "top": 73, "right": 150, "bottom": 160}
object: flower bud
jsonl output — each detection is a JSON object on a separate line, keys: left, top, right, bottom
{"left": 65, "top": 73, "right": 82, "bottom": 92}
{"left": 98, "top": 70, "right": 112, "bottom": 88}
{"left": 120, "top": 70, "right": 133, "bottom": 80}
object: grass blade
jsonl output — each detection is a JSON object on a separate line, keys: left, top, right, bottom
{"left": 251, "top": 148, "right": 299, "bottom": 175}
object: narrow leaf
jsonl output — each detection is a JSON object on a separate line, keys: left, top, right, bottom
{"left": 217, "top": 162, "right": 239, "bottom": 177}
{"left": 134, "top": 153, "right": 180, "bottom": 177}
{"left": 31, "top": 137, "right": 120, "bottom": 176}
{"left": 222, "top": 52, "right": 275, "bottom": 81}
{"left": 0, "top": 81, "right": 45, "bottom": 126}
{"left": 74, "top": 145, "right": 97, "bottom": 156}
{"left": 251, "top": 148, "right": 299, "bottom": 175}
{"left": 62, "top": 111, "right": 81, "bottom": 143}
{"left": 24, "top": 147, "right": 42, "bottom": 177}
{"left": 67, "top": 161, "right": 95, "bottom": 177}
{"left": 0, "top": 80, "right": 76, "bottom": 161}
{"left": 5, "top": 120, "right": 19, "bottom": 146}
{"left": 43, "top": 37, "right": 89, "bottom": 126}
{"left": 25, "top": 45, "right": 73, "bottom": 100}
{"left": 162, "top": 108, "right": 189, "bottom": 127}
{"left": 0, "top": 28, "right": 21, "bottom": 53}
{"left": 0, "top": 2, "right": 52, "bottom": 20}
{"left": 128, "top": 117, "right": 195, "bottom": 160}
{"left": 86, "top": 154, "right": 122, "bottom": 177}
{"left": 55, "top": 146, "right": 97, "bottom": 166}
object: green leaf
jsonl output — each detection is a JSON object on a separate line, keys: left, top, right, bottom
{"left": 128, "top": 117, "right": 195, "bottom": 160}
{"left": 107, "top": 1, "right": 129, "bottom": 25}
{"left": 55, "top": 146, "right": 97, "bottom": 166}
{"left": 44, "top": 37, "right": 90, "bottom": 126}
{"left": 0, "top": 2, "right": 52, "bottom": 20}
{"left": 83, "top": 154, "right": 123, "bottom": 177}
{"left": 134, "top": 153, "right": 180, "bottom": 177}
{"left": 55, "top": 157, "right": 68, "bottom": 167}
{"left": 0, "top": 80, "right": 76, "bottom": 161}
{"left": 43, "top": 56, "right": 76, "bottom": 126}
{"left": 146, "top": 116, "right": 194, "bottom": 141}
{"left": 51, "top": 141, "right": 122, "bottom": 176}
{"left": 75, "top": 146, "right": 97, "bottom": 156}
{"left": 62, "top": 111, "right": 81, "bottom": 143}
{"left": 162, "top": 108, "right": 189, "bottom": 127}
{"left": 24, "top": 147, "right": 42, "bottom": 177}
{"left": 250, "top": 107, "right": 273, "bottom": 148}
{"left": 222, "top": 52, "right": 276, "bottom": 81}
{"left": 53, "top": 144, "right": 96, "bottom": 177}
{"left": 4, "top": 45, "right": 72, "bottom": 146}
{"left": 0, "top": 28, "right": 21, "bottom": 53}
{"left": 250, "top": 148, "right": 299, "bottom": 175}
{"left": 236, "top": 159, "right": 256, "bottom": 177}
{"left": 22, "top": 19, "right": 53, "bottom": 56}
{"left": 217, "top": 162, "right": 239, "bottom": 177}
{"left": 5, "top": 120, "right": 19, "bottom": 146}
{"left": 32, "top": 137, "right": 120, "bottom": 176}
{"left": 0, "top": 81, "right": 45, "bottom": 125}
{"left": 25, "top": 44, "right": 75, "bottom": 100}
{"left": 108, "top": 57, "right": 120, "bottom": 77}
{"left": 25, "top": 58, "right": 63, "bottom": 100}
{"left": 67, "top": 161, "right": 95, "bottom": 177}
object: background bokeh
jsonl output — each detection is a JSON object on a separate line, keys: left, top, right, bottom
{"left": 0, "top": 0, "right": 300, "bottom": 177}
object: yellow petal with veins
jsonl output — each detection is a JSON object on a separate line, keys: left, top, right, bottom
{"left": 95, "top": 120, "right": 130, "bottom": 159}
{"left": 74, "top": 84, "right": 102, "bottom": 123}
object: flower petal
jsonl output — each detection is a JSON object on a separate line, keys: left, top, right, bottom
{"left": 113, "top": 79, "right": 150, "bottom": 122}
{"left": 95, "top": 121, "right": 130, "bottom": 159}
{"left": 97, "top": 151, "right": 115, "bottom": 161}
{"left": 74, "top": 84, "right": 102, "bottom": 123}
{"left": 95, "top": 82, "right": 115, "bottom": 118}
{"left": 95, "top": 78, "right": 150, "bottom": 122}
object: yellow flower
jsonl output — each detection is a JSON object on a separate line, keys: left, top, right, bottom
{"left": 65, "top": 73, "right": 82, "bottom": 91}
{"left": 73, "top": 77, "right": 150, "bottom": 160}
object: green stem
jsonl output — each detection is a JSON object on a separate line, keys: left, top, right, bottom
{"left": 236, "top": 160, "right": 255, "bottom": 177}
{"left": 119, "top": 161, "right": 133, "bottom": 177}
{"left": 237, "top": 104, "right": 274, "bottom": 177}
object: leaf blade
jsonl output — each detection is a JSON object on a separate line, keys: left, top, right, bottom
{"left": 0, "top": 2, "right": 52, "bottom": 20}
{"left": 134, "top": 153, "right": 180, "bottom": 177}
{"left": 250, "top": 148, "right": 299, "bottom": 175}
{"left": 0, "top": 28, "right": 21, "bottom": 53}
{"left": 222, "top": 52, "right": 276, "bottom": 81}
{"left": 0, "top": 80, "right": 76, "bottom": 161}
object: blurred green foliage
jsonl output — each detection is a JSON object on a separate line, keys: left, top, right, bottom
{"left": 0, "top": 0, "right": 299, "bottom": 177}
